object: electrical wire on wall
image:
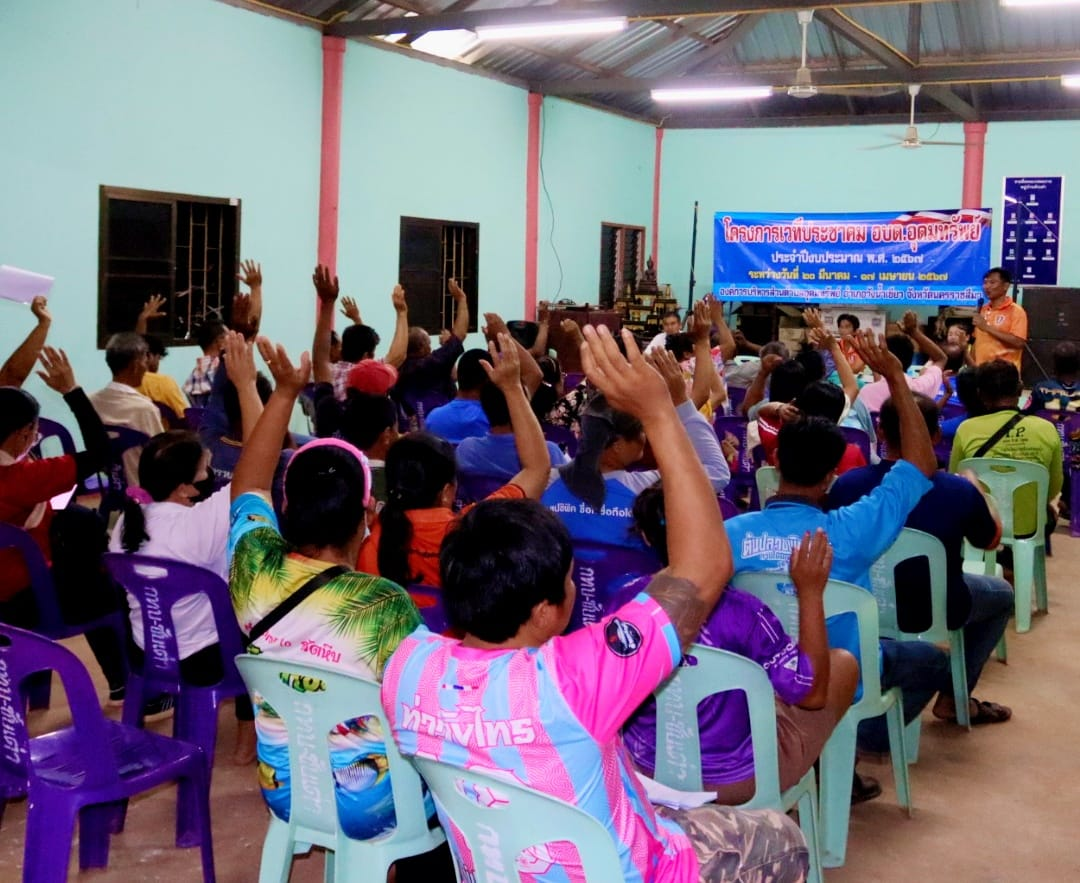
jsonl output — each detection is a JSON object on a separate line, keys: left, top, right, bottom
{"left": 538, "top": 100, "right": 564, "bottom": 302}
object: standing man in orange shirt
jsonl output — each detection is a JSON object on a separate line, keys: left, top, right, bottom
{"left": 973, "top": 267, "right": 1028, "bottom": 370}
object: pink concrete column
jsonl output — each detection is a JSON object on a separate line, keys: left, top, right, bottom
{"left": 318, "top": 36, "right": 346, "bottom": 272}
{"left": 652, "top": 126, "right": 664, "bottom": 271}
{"left": 524, "top": 93, "right": 542, "bottom": 319}
{"left": 962, "top": 121, "right": 988, "bottom": 209}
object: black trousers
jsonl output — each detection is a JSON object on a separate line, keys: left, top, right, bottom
{"left": 128, "top": 640, "right": 254, "bottom": 721}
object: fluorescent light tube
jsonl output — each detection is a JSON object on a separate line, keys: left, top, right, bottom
{"left": 1063, "top": 74, "right": 1080, "bottom": 89}
{"left": 477, "top": 18, "right": 627, "bottom": 40}
{"left": 1001, "top": 0, "right": 1080, "bottom": 7}
{"left": 651, "top": 86, "right": 773, "bottom": 103}
{"left": 411, "top": 29, "right": 479, "bottom": 59}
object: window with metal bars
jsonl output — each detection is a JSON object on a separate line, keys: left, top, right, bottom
{"left": 98, "top": 186, "right": 240, "bottom": 347}
{"left": 398, "top": 216, "right": 479, "bottom": 335}
{"left": 599, "top": 223, "right": 645, "bottom": 307}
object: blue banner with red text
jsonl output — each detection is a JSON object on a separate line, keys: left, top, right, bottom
{"left": 713, "top": 208, "right": 992, "bottom": 305}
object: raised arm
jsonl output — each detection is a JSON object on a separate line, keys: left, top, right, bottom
{"left": 733, "top": 329, "right": 762, "bottom": 356}
{"left": 449, "top": 279, "right": 470, "bottom": 342}
{"left": 223, "top": 332, "right": 263, "bottom": 443}
{"left": 36, "top": 347, "right": 111, "bottom": 479}
{"left": 529, "top": 301, "right": 551, "bottom": 358}
{"left": 311, "top": 265, "right": 339, "bottom": 384}
{"left": 231, "top": 340, "right": 310, "bottom": 500}
{"left": 232, "top": 260, "right": 263, "bottom": 340}
{"left": 688, "top": 300, "right": 718, "bottom": 410}
{"left": 340, "top": 295, "right": 363, "bottom": 326}
{"left": 0, "top": 298, "right": 51, "bottom": 388}
{"left": 134, "top": 294, "right": 166, "bottom": 336}
{"left": 581, "top": 325, "right": 730, "bottom": 650}
{"left": 808, "top": 323, "right": 859, "bottom": 404}
{"left": 485, "top": 311, "right": 543, "bottom": 397}
{"left": 851, "top": 330, "right": 936, "bottom": 477}
{"left": 559, "top": 317, "right": 585, "bottom": 350}
{"left": 707, "top": 295, "right": 737, "bottom": 363}
{"left": 900, "top": 310, "right": 946, "bottom": 369}
{"left": 788, "top": 529, "right": 833, "bottom": 709}
{"left": 740, "top": 352, "right": 782, "bottom": 416}
{"left": 384, "top": 285, "right": 409, "bottom": 368}
{"left": 485, "top": 332, "right": 550, "bottom": 500}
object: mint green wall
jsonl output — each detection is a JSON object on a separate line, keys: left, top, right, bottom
{"left": 0, "top": 0, "right": 322, "bottom": 424}
{"left": 536, "top": 98, "right": 654, "bottom": 305}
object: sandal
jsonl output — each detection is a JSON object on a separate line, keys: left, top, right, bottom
{"left": 969, "top": 698, "right": 1012, "bottom": 725}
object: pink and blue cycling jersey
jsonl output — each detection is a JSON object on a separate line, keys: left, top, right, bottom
{"left": 381, "top": 593, "right": 699, "bottom": 883}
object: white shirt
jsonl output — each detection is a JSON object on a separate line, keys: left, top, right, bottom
{"left": 645, "top": 332, "right": 669, "bottom": 354}
{"left": 109, "top": 486, "right": 231, "bottom": 659}
{"left": 89, "top": 382, "right": 165, "bottom": 485}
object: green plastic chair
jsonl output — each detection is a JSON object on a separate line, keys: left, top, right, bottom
{"left": 870, "top": 528, "right": 970, "bottom": 735}
{"left": 962, "top": 555, "right": 1008, "bottom": 663}
{"left": 957, "top": 457, "right": 1050, "bottom": 633}
{"left": 653, "top": 644, "right": 822, "bottom": 883}
{"left": 732, "top": 573, "right": 912, "bottom": 869}
{"left": 755, "top": 465, "right": 780, "bottom": 508}
{"left": 410, "top": 757, "right": 623, "bottom": 882}
{"left": 234, "top": 655, "right": 445, "bottom": 883}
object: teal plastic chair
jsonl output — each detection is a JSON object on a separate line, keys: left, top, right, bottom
{"left": 958, "top": 457, "right": 1050, "bottom": 633}
{"left": 962, "top": 555, "right": 1008, "bottom": 663}
{"left": 410, "top": 757, "right": 623, "bottom": 882}
{"left": 755, "top": 465, "right": 780, "bottom": 508}
{"left": 732, "top": 573, "right": 912, "bottom": 869}
{"left": 234, "top": 656, "right": 445, "bottom": 883}
{"left": 870, "top": 528, "right": 970, "bottom": 735}
{"left": 652, "top": 644, "right": 822, "bottom": 883}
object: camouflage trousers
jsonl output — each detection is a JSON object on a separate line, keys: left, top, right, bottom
{"left": 657, "top": 804, "right": 808, "bottom": 883}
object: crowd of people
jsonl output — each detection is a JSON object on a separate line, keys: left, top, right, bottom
{"left": 0, "top": 260, "right": 1067, "bottom": 883}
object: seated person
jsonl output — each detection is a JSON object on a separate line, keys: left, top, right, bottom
{"left": 381, "top": 324, "right": 808, "bottom": 883}
{"left": 855, "top": 311, "right": 946, "bottom": 414}
{"left": 0, "top": 348, "right": 127, "bottom": 705}
{"left": 183, "top": 319, "right": 227, "bottom": 408}
{"left": 138, "top": 334, "right": 190, "bottom": 424}
{"left": 423, "top": 349, "right": 492, "bottom": 444}
{"left": 644, "top": 308, "right": 683, "bottom": 353}
{"left": 835, "top": 313, "right": 866, "bottom": 374}
{"left": 941, "top": 369, "right": 982, "bottom": 440}
{"left": 89, "top": 332, "right": 165, "bottom": 485}
{"left": 756, "top": 381, "right": 866, "bottom": 474}
{"left": 338, "top": 392, "right": 399, "bottom": 507}
{"left": 536, "top": 325, "right": 591, "bottom": 433}
{"left": 950, "top": 359, "right": 1063, "bottom": 539}
{"left": 829, "top": 393, "right": 1013, "bottom": 727}
{"left": 725, "top": 340, "right": 790, "bottom": 391}
{"left": 332, "top": 322, "right": 380, "bottom": 400}
{"left": 624, "top": 486, "right": 857, "bottom": 804}
{"left": 360, "top": 333, "right": 550, "bottom": 588}
{"left": 543, "top": 349, "right": 729, "bottom": 550}
{"left": 946, "top": 322, "right": 976, "bottom": 369}
{"left": 456, "top": 381, "right": 569, "bottom": 481}
{"left": 110, "top": 425, "right": 256, "bottom": 761}
{"left": 228, "top": 337, "right": 428, "bottom": 843}
{"left": 740, "top": 355, "right": 806, "bottom": 420}
{"left": 328, "top": 278, "right": 409, "bottom": 401}
{"left": 391, "top": 279, "right": 469, "bottom": 428}
{"left": 724, "top": 330, "right": 950, "bottom": 763}
{"left": 1028, "top": 341, "right": 1080, "bottom": 414}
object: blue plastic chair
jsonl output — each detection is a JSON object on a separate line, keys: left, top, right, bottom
{"left": 0, "top": 624, "right": 215, "bottom": 882}
{"left": 568, "top": 541, "right": 661, "bottom": 632}
{"left": 958, "top": 457, "right": 1050, "bottom": 633}
{"left": 870, "top": 528, "right": 970, "bottom": 741}
{"left": 732, "top": 573, "right": 912, "bottom": 869}
{"left": 653, "top": 644, "right": 822, "bottom": 883}
{"left": 102, "top": 554, "right": 247, "bottom": 770}
{"left": 234, "top": 655, "right": 445, "bottom": 883}
{"left": 411, "top": 756, "right": 623, "bottom": 882}
{"left": 0, "top": 522, "right": 127, "bottom": 711}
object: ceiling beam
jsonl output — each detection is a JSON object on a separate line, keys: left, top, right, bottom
{"left": 538, "top": 56, "right": 1080, "bottom": 94}
{"left": 326, "top": 0, "right": 949, "bottom": 38}
{"left": 660, "top": 106, "right": 1080, "bottom": 128}
{"left": 680, "top": 14, "right": 760, "bottom": 75}
{"left": 907, "top": 4, "right": 921, "bottom": 64}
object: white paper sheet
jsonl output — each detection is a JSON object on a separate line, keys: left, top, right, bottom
{"left": 49, "top": 485, "right": 76, "bottom": 511}
{"left": 0, "top": 265, "right": 54, "bottom": 303}
{"left": 635, "top": 772, "right": 717, "bottom": 810}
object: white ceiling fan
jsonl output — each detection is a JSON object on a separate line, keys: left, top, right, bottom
{"left": 787, "top": 10, "right": 900, "bottom": 100}
{"left": 867, "top": 84, "right": 968, "bottom": 148}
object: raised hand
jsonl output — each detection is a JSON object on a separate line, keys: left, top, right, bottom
{"left": 35, "top": 346, "right": 76, "bottom": 394}
{"left": 238, "top": 259, "right": 263, "bottom": 290}
{"left": 560, "top": 318, "right": 584, "bottom": 344}
{"left": 645, "top": 347, "right": 687, "bottom": 405}
{"left": 803, "top": 307, "right": 825, "bottom": 330}
{"left": 789, "top": 529, "right": 833, "bottom": 599}
{"left": 312, "top": 265, "right": 340, "bottom": 305}
{"left": 580, "top": 325, "right": 668, "bottom": 421}
{"left": 481, "top": 332, "right": 522, "bottom": 391}
{"left": 341, "top": 297, "right": 361, "bottom": 323}
{"left": 255, "top": 337, "right": 311, "bottom": 397}
{"left": 900, "top": 310, "right": 919, "bottom": 335}
{"left": 706, "top": 294, "right": 724, "bottom": 327}
{"left": 30, "top": 296, "right": 51, "bottom": 325}
{"left": 537, "top": 300, "right": 551, "bottom": 323}
{"left": 483, "top": 311, "right": 509, "bottom": 343}
{"left": 222, "top": 330, "right": 256, "bottom": 388}
{"left": 689, "top": 300, "right": 712, "bottom": 344}
{"left": 808, "top": 326, "right": 835, "bottom": 350}
{"left": 141, "top": 294, "right": 166, "bottom": 322}
{"left": 391, "top": 285, "right": 407, "bottom": 314}
{"left": 448, "top": 278, "right": 467, "bottom": 301}
{"left": 760, "top": 352, "right": 784, "bottom": 375}
{"left": 850, "top": 329, "right": 903, "bottom": 379}
{"left": 438, "top": 329, "right": 452, "bottom": 346}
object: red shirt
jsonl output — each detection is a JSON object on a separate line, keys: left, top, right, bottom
{"left": 0, "top": 455, "right": 77, "bottom": 601}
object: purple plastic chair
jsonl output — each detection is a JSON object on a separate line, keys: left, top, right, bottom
{"left": 33, "top": 418, "right": 77, "bottom": 458}
{"left": 155, "top": 401, "right": 186, "bottom": 429}
{"left": 568, "top": 541, "right": 661, "bottom": 632}
{"left": 713, "top": 415, "right": 758, "bottom": 509}
{"left": 563, "top": 372, "right": 585, "bottom": 390}
{"left": 717, "top": 495, "right": 739, "bottom": 520}
{"left": 542, "top": 423, "right": 580, "bottom": 458}
{"left": 98, "top": 425, "right": 151, "bottom": 519}
{"left": 407, "top": 584, "right": 451, "bottom": 634}
{"left": 183, "top": 407, "right": 207, "bottom": 432}
{"left": 939, "top": 400, "right": 966, "bottom": 423}
{"left": 726, "top": 385, "right": 747, "bottom": 414}
{"left": 455, "top": 472, "right": 507, "bottom": 507}
{"left": 1065, "top": 414, "right": 1080, "bottom": 539}
{"left": 0, "top": 624, "right": 215, "bottom": 881}
{"left": 0, "top": 522, "right": 127, "bottom": 711}
{"left": 102, "top": 554, "right": 247, "bottom": 771}
{"left": 837, "top": 426, "right": 872, "bottom": 464}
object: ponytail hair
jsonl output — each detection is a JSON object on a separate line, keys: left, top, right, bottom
{"left": 378, "top": 432, "right": 456, "bottom": 586}
{"left": 120, "top": 430, "right": 204, "bottom": 553}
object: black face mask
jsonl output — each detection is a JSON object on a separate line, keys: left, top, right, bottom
{"left": 192, "top": 475, "right": 218, "bottom": 503}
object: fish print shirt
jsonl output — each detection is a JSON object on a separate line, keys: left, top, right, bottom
{"left": 229, "top": 492, "right": 423, "bottom": 838}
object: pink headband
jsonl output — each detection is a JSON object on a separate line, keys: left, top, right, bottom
{"left": 282, "top": 437, "right": 372, "bottom": 509}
